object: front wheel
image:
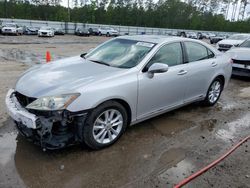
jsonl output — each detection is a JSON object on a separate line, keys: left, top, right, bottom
{"left": 203, "top": 78, "right": 223, "bottom": 106}
{"left": 82, "top": 101, "right": 128, "bottom": 150}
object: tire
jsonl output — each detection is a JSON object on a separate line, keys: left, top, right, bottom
{"left": 203, "top": 78, "right": 223, "bottom": 106}
{"left": 106, "top": 32, "right": 110, "bottom": 37}
{"left": 82, "top": 101, "right": 128, "bottom": 150}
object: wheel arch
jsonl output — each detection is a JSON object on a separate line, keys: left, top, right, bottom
{"left": 95, "top": 98, "right": 132, "bottom": 125}
{"left": 213, "top": 74, "right": 225, "bottom": 89}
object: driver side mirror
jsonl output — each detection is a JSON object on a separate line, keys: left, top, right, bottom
{"left": 147, "top": 63, "right": 169, "bottom": 78}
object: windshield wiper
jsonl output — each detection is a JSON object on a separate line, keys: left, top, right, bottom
{"left": 89, "top": 59, "right": 110, "bottom": 66}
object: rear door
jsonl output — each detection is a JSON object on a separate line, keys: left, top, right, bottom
{"left": 183, "top": 41, "right": 217, "bottom": 103}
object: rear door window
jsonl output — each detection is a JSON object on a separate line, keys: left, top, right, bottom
{"left": 185, "top": 42, "right": 214, "bottom": 62}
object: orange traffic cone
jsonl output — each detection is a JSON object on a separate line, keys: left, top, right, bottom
{"left": 46, "top": 51, "right": 51, "bottom": 63}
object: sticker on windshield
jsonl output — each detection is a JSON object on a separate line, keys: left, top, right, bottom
{"left": 136, "top": 42, "right": 154, "bottom": 48}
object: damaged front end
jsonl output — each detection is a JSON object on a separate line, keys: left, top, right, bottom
{"left": 16, "top": 110, "right": 87, "bottom": 150}
{"left": 6, "top": 89, "right": 88, "bottom": 150}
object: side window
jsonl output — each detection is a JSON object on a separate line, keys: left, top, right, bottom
{"left": 147, "top": 42, "right": 183, "bottom": 68}
{"left": 185, "top": 42, "right": 214, "bottom": 62}
{"left": 207, "top": 48, "right": 215, "bottom": 58}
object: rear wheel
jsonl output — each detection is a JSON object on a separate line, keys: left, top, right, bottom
{"left": 82, "top": 101, "right": 128, "bottom": 150}
{"left": 203, "top": 78, "right": 223, "bottom": 106}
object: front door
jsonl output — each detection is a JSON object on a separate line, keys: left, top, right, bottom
{"left": 137, "top": 42, "right": 188, "bottom": 119}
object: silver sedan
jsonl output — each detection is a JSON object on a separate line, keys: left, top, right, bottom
{"left": 5, "top": 35, "right": 232, "bottom": 150}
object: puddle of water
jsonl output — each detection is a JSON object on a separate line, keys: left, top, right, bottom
{"left": 199, "top": 119, "right": 217, "bottom": 132}
{"left": 215, "top": 113, "right": 250, "bottom": 142}
{"left": 157, "top": 159, "right": 195, "bottom": 186}
{"left": 12, "top": 121, "right": 164, "bottom": 188}
{"left": 239, "top": 87, "right": 250, "bottom": 98}
{"left": 0, "top": 132, "right": 17, "bottom": 166}
{"left": 153, "top": 148, "right": 186, "bottom": 175}
{"left": 150, "top": 117, "right": 195, "bottom": 136}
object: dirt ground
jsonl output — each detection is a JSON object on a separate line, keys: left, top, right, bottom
{"left": 0, "top": 35, "right": 249, "bottom": 188}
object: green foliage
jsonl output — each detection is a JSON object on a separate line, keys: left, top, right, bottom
{"left": 0, "top": 0, "right": 250, "bottom": 32}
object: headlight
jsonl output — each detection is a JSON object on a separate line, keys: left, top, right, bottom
{"left": 26, "top": 93, "right": 80, "bottom": 111}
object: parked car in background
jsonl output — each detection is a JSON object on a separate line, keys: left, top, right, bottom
{"left": 0, "top": 21, "right": 2, "bottom": 34}
{"left": 198, "top": 33, "right": 209, "bottom": 39}
{"left": 75, "top": 28, "right": 90, "bottom": 36}
{"left": 207, "top": 33, "right": 216, "bottom": 39}
{"left": 5, "top": 35, "right": 232, "bottom": 150}
{"left": 88, "top": 28, "right": 99, "bottom": 36}
{"left": 1, "top": 23, "right": 23, "bottom": 35}
{"left": 226, "top": 39, "right": 250, "bottom": 77}
{"left": 177, "top": 31, "right": 187, "bottom": 37}
{"left": 197, "top": 32, "right": 204, "bottom": 39}
{"left": 187, "top": 32, "right": 198, "bottom": 39}
{"left": 53, "top": 28, "right": 65, "bottom": 35}
{"left": 98, "top": 27, "right": 119, "bottom": 37}
{"left": 168, "top": 31, "right": 178, "bottom": 36}
{"left": 23, "top": 26, "right": 39, "bottom": 35}
{"left": 210, "top": 35, "right": 226, "bottom": 44}
{"left": 38, "top": 26, "right": 54, "bottom": 37}
{"left": 216, "top": 34, "right": 250, "bottom": 51}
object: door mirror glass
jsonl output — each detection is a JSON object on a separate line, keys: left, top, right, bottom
{"left": 148, "top": 63, "right": 169, "bottom": 76}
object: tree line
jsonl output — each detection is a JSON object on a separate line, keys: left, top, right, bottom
{"left": 1, "top": 0, "right": 250, "bottom": 33}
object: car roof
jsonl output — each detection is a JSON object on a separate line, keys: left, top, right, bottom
{"left": 118, "top": 35, "right": 192, "bottom": 44}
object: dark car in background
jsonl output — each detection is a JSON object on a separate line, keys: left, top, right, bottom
{"left": 23, "top": 26, "right": 39, "bottom": 35}
{"left": 210, "top": 35, "right": 226, "bottom": 44}
{"left": 177, "top": 31, "right": 187, "bottom": 37}
{"left": 75, "top": 28, "right": 90, "bottom": 36}
{"left": 54, "top": 28, "right": 65, "bottom": 35}
{"left": 0, "top": 21, "right": 2, "bottom": 34}
{"left": 88, "top": 28, "right": 99, "bottom": 36}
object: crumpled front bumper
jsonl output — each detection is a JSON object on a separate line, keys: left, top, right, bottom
{"left": 5, "top": 89, "right": 37, "bottom": 129}
{"left": 5, "top": 89, "right": 88, "bottom": 150}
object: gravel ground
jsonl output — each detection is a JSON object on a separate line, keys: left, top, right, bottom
{"left": 0, "top": 35, "right": 249, "bottom": 188}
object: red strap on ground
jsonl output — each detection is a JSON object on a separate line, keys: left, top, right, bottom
{"left": 174, "top": 135, "right": 250, "bottom": 188}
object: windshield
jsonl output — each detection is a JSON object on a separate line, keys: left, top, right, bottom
{"left": 85, "top": 39, "right": 155, "bottom": 68}
{"left": 228, "top": 34, "right": 250, "bottom": 40}
{"left": 40, "top": 27, "right": 52, "bottom": 30}
{"left": 4, "top": 23, "right": 16, "bottom": 27}
{"left": 239, "top": 40, "right": 250, "bottom": 48}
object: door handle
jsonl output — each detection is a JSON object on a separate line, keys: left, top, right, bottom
{"left": 211, "top": 62, "right": 217, "bottom": 67}
{"left": 178, "top": 70, "right": 188, "bottom": 75}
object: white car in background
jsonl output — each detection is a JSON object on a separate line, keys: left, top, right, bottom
{"left": 98, "top": 27, "right": 119, "bottom": 37}
{"left": 38, "top": 26, "right": 54, "bottom": 37}
{"left": 226, "top": 39, "right": 250, "bottom": 77}
{"left": 216, "top": 34, "right": 250, "bottom": 51}
{"left": 1, "top": 23, "right": 23, "bottom": 35}
{"left": 187, "top": 32, "right": 198, "bottom": 39}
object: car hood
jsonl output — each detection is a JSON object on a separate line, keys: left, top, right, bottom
{"left": 218, "top": 39, "right": 244, "bottom": 46}
{"left": 226, "top": 47, "right": 250, "bottom": 61}
{"left": 15, "top": 56, "right": 124, "bottom": 98}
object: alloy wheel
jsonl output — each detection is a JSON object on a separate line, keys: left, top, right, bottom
{"left": 208, "top": 80, "right": 221, "bottom": 104}
{"left": 92, "top": 109, "right": 123, "bottom": 144}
